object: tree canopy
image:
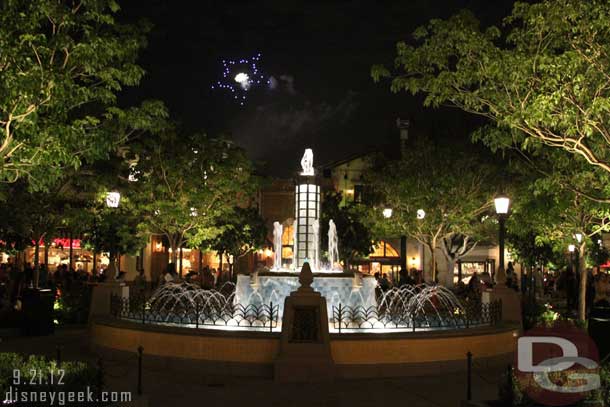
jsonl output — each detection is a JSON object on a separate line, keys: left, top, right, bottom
{"left": 369, "top": 139, "right": 501, "bottom": 282}
{"left": 373, "top": 0, "right": 610, "bottom": 178}
{"left": 0, "top": 0, "right": 166, "bottom": 191}
{"left": 129, "top": 131, "right": 258, "bottom": 267}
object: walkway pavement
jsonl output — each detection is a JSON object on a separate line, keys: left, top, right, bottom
{"left": 1, "top": 327, "right": 505, "bottom": 407}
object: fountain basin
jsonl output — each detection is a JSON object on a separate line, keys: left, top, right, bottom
{"left": 235, "top": 272, "right": 377, "bottom": 317}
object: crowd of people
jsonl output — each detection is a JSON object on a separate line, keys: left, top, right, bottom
{"left": 369, "top": 261, "right": 610, "bottom": 316}
{"left": 0, "top": 261, "right": 119, "bottom": 313}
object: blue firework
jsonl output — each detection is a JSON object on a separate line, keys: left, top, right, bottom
{"left": 211, "top": 53, "right": 269, "bottom": 105}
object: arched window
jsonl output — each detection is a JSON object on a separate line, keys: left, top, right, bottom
{"left": 370, "top": 241, "right": 399, "bottom": 258}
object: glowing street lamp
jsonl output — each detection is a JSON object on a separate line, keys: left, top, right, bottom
{"left": 494, "top": 194, "right": 510, "bottom": 284}
{"left": 568, "top": 244, "right": 576, "bottom": 252}
{"left": 575, "top": 233, "right": 583, "bottom": 244}
{"left": 105, "top": 191, "right": 121, "bottom": 208}
{"left": 382, "top": 208, "right": 393, "bottom": 218}
{"left": 494, "top": 195, "right": 510, "bottom": 215}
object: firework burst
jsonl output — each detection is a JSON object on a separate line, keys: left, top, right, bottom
{"left": 211, "top": 53, "right": 268, "bottom": 105}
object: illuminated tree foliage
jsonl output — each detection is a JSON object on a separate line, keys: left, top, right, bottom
{"left": 201, "top": 206, "right": 267, "bottom": 277}
{"left": 373, "top": 0, "right": 610, "bottom": 176}
{"left": 369, "top": 140, "right": 500, "bottom": 285}
{"left": 130, "top": 132, "right": 258, "bottom": 268}
{"left": 0, "top": 0, "right": 166, "bottom": 190}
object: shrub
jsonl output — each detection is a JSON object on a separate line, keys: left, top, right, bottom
{"left": 0, "top": 352, "right": 105, "bottom": 406}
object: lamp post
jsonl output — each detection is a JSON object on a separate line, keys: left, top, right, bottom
{"left": 494, "top": 195, "right": 510, "bottom": 285}
{"left": 574, "top": 233, "right": 582, "bottom": 278}
{"left": 105, "top": 191, "right": 121, "bottom": 279}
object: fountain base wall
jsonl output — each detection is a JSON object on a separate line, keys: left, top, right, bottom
{"left": 90, "top": 317, "right": 518, "bottom": 378}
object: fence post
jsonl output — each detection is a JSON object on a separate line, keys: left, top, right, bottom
{"left": 56, "top": 345, "right": 61, "bottom": 369}
{"left": 141, "top": 293, "right": 146, "bottom": 324}
{"left": 412, "top": 311, "right": 416, "bottom": 332}
{"left": 506, "top": 364, "right": 514, "bottom": 405}
{"left": 96, "top": 358, "right": 104, "bottom": 396}
{"left": 337, "top": 304, "right": 342, "bottom": 334}
{"left": 195, "top": 301, "right": 200, "bottom": 329}
{"left": 466, "top": 351, "right": 472, "bottom": 401}
{"left": 137, "top": 346, "right": 143, "bottom": 396}
{"left": 270, "top": 301, "right": 274, "bottom": 333}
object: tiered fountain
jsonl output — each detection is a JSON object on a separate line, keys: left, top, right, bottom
{"left": 234, "top": 149, "right": 377, "bottom": 316}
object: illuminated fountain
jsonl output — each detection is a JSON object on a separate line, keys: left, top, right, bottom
{"left": 234, "top": 148, "right": 377, "bottom": 316}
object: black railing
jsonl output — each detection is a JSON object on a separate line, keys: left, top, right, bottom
{"left": 110, "top": 292, "right": 279, "bottom": 332}
{"left": 331, "top": 300, "right": 502, "bottom": 332}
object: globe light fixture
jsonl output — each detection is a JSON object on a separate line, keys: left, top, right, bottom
{"left": 416, "top": 209, "right": 426, "bottom": 219}
{"left": 382, "top": 208, "right": 393, "bottom": 218}
{"left": 494, "top": 195, "right": 510, "bottom": 215}
{"left": 105, "top": 191, "right": 121, "bottom": 208}
{"left": 568, "top": 244, "right": 576, "bottom": 252}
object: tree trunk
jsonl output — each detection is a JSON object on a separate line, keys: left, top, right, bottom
{"left": 423, "top": 242, "right": 435, "bottom": 283}
{"left": 108, "top": 252, "right": 118, "bottom": 281}
{"left": 445, "top": 258, "right": 456, "bottom": 288}
{"left": 69, "top": 233, "right": 74, "bottom": 272}
{"left": 33, "top": 237, "right": 40, "bottom": 288}
{"left": 44, "top": 236, "right": 49, "bottom": 274}
{"left": 92, "top": 251, "right": 97, "bottom": 274}
{"left": 219, "top": 252, "right": 224, "bottom": 282}
{"left": 430, "top": 237, "right": 438, "bottom": 283}
{"left": 578, "top": 242, "right": 587, "bottom": 322}
{"left": 179, "top": 246, "right": 183, "bottom": 277}
{"left": 168, "top": 235, "right": 178, "bottom": 265}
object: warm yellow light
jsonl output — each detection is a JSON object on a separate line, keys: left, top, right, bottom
{"left": 264, "top": 248, "right": 273, "bottom": 258}
{"left": 382, "top": 208, "right": 392, "bottom": 218}
{"left": 345, "top": 189, "right": 354, "bottom": 195}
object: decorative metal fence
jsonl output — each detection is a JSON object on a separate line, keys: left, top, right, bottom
{"left": 331, "top": 300, "right": 502, "bottom": 332}
{"left": 110, "top": 292, "right": 279, "bottom": 332}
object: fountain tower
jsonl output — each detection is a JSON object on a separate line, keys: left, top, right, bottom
{"left": 293, "top": 148, "right": 320, "bottom": 270}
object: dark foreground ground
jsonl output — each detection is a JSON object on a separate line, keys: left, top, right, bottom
{"left": 1, "top": 327, "right": 504, "bottom": 407}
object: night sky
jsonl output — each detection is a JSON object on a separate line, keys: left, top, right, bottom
{"left": 121, "top": 0, "right": 517, "bottom": 175}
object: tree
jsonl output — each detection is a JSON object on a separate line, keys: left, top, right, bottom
{"left": 507, "top": 159, "right": 610, "bottom": 321}
{"left": 320, "top": 192, "right": 374, "bottom": 270}
{"left": 369, "top": 140, "right": 500, "bottom": 285}
{"left": 0, "top": 0, "right": 167, "bottom": 190}
{"left": 202, "top": 207, "right": 267, "bottom": 278}
{"left": 84, "top": 193, "right": 146, "bottom": 279}
{"left": 439, "top": 232, "right": 477, "bottom": 285}
{"left": 131, "top": 131, "right": 258, "bottom": 274}
{"left": 373, "top": 0, "right": 610, "bottom": 177}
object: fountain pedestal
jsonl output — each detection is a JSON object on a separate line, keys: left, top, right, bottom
{"left": 89, "top": 281, "right": 128, "bottom": 321}
{"left": 491, "top": 267, "right": 522, "bottom": 326}
{"left": 274, "top": 263, "right": 335, "bottom": 382}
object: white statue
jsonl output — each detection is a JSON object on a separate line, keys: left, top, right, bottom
{"left": 328, "top": 219, "right": 339, "bottom": 270}
{"left": 312, "top": 219, "right": 320, "bottom": 270}
{"left": 300, "top": 148, "right": 314, "bottom": 176}
{"left": 273, "top": 221, "right": 283, "bottom": 269}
